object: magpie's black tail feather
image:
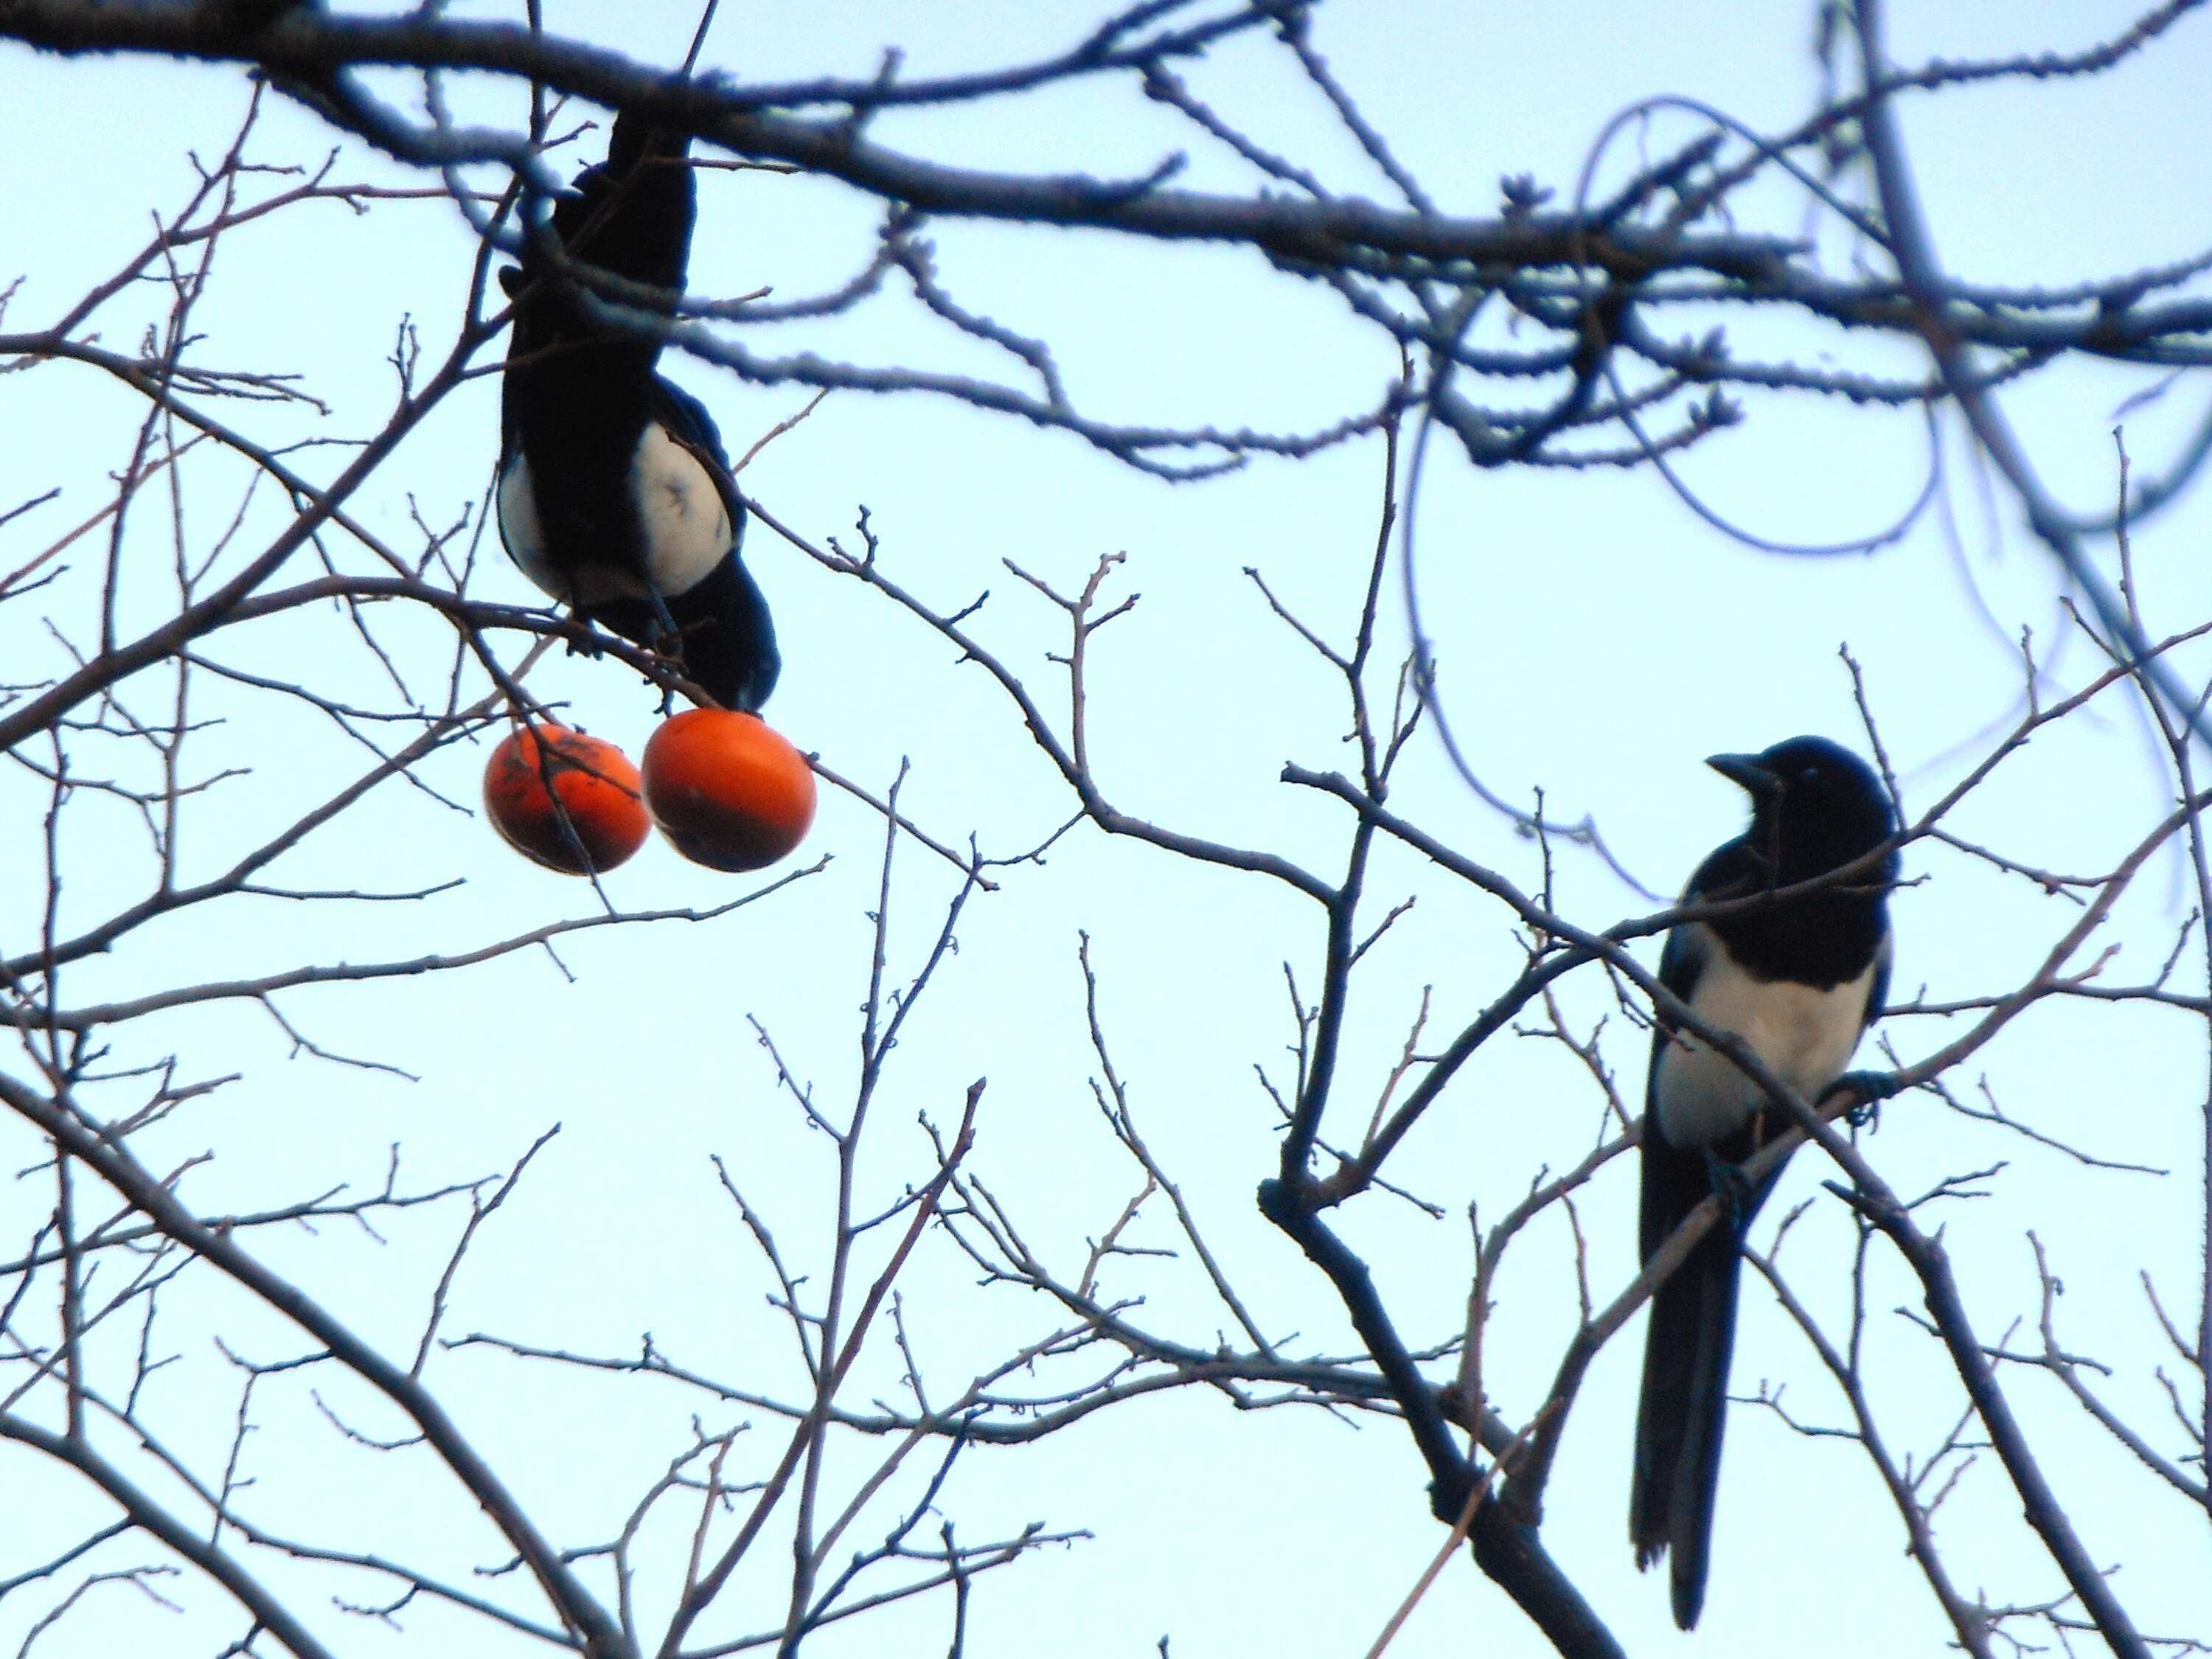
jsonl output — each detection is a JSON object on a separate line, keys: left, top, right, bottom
{"left": 1630, "top": 1222, "right": 1744, "bottom": 1631}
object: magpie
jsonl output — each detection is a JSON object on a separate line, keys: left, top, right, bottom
{"left": 496, "top": 109, "right": 779, "bottom": 714}
{"left": 1630, "top": 734, "right": 1898, "bottom": 1630}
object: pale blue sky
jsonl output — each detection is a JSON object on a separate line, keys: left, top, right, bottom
{"left": 3, "top": 3, "right": 2208, "bottom": 1655}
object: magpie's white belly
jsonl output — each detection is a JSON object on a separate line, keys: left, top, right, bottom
{"left": 1654, "top": 925, "right": 1874, "bottom": 1150}
{"left": 495, "top": 428, "right": 730, "bottom": 608}
{"left": 630, "top": 424, "right": 731, "bottom": 597}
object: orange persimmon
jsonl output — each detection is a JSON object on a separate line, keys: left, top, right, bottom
{"left": 641, "top": 709, "right": 816, "bottom": 872}
{"left": 482, "top": 723, "right": 650, "bottom": 875}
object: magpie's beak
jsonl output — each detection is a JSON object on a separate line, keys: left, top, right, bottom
{"left": 1707, "top": 752, "right": 1780, "bottom": 798}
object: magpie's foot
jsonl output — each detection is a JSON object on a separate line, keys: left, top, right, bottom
{"left": 639, "top": 627, "right": 685, "bottom": 714}
{"left": 1824, "top": 1068, "right": 1900, "bottom": 1131}
{"left": 1700, "top": 1147, "right": 1755, "bottom": 1225}
{"left": 645, "top": 587, "right": 681, "bottom": 651}
{"left": 640, "top": 611, "right": 686, "bottom": 673}
{"left": 559, "top": 614, "right": 608, "bottom": 661}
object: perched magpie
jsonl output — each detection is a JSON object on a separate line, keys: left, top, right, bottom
{"left": 1630, "top": 734, "right": 1897, "bottom": 1630}
{"left": 497, "top": 110, "right": 779, "bottom": 713}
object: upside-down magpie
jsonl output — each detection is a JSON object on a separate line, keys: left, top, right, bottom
{"left": 496, "top": 109, "right": 779, "bottom": 714}
{"left": 1630, "top": 734, "right": 1898, "bottom": 1630}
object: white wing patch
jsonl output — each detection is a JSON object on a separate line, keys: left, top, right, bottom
{"left": 496, "top": 452, "right": 565, "bottom": 603}
{"left": 631, "top": 423, "right": 731, "bottom": 598}
{"left": 1653, "top": 922, "right": 1877, "bottom": 1150}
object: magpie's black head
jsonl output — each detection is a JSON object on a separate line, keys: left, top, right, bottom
{"left": 1708, "top": 734, "right": 1896, "bottom": 887}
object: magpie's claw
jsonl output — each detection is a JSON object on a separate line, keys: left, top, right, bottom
{"left": 1824, "top": 1068, "right": 1899, "bottom": 1131}
{"left": 1700, "top": 1147, "right": 1756, "bottom": 1228}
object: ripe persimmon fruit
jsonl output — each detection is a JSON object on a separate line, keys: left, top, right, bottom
{"left": 483, "top": 723, "right": 650, "bottom": 875}
{"left": 641, "top": 709, "right": 817, "bottom": 872}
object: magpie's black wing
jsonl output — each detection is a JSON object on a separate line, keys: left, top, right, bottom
{"left": 1636, "top": 891, "right": 1717, "bottom": 1253}
{"left": 1630, "top": 844, "right": 1771, "bottom": 1632}
{"left": 1864, "top": 928, "right": 1893, "bottom": 1039}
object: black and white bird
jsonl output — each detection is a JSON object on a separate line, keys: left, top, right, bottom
{"left": 497, "top": 109, "right": 779, "bottom": 714}
{"left": 1630, "top": 734, "right": 1898, "bottom": 1630}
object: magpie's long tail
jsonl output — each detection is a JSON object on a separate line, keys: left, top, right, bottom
{"left": 1630, "top": 1220, "right": 1743, "bottom": 1632}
